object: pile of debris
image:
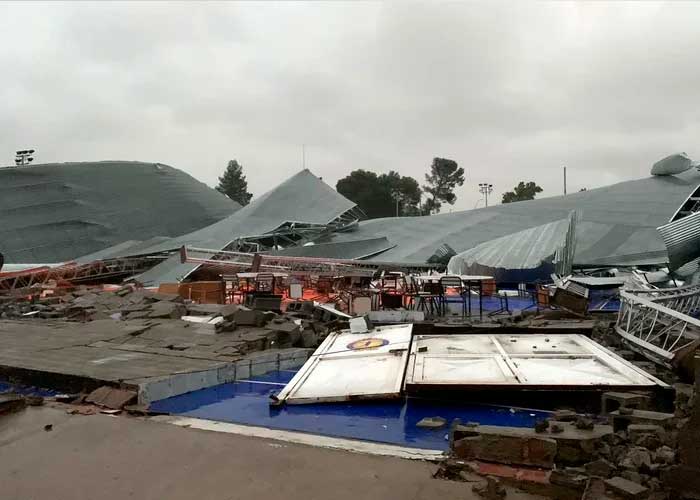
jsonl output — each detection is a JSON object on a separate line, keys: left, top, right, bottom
{"left": 0, "top": 285, "right": 339, "bottom": 358}
{"left": 433, "top": 376, "right": 697, "bottom": 500}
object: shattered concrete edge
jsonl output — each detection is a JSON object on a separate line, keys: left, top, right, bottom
{"left": 138, "top": 348, "right": 313, "bottom": 404}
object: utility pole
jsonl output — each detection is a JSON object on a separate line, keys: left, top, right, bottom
{"left": 302, "top": 144, "right": 306, "bottom": 169}
{"left": 563, "top": 166, "right": 567, "bottom": 195}
{"left": 15, "top": 149, "right": 35, "bottom": 166}
{"left": 478, "top": 183, "right": 493, "bottom": 207}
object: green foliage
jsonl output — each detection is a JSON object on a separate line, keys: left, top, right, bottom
{"left": 423, "top": 158, "right": 465, "bottom": 214}
{"left": 501, "top": 181, "right": 543, "bottom": 204}
{"left": 216, "top": 160, "right": 253, "bottom": 206}
{"left": 336, "top": 170, "right": 422, "bottom": 219}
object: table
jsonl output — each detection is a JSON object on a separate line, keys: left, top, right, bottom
{"left": 414, "top": 275, "right": 494, "bottom": 320}
{"left": 236, "top": 272, "right": 289, "bottom": 296}
{"left": 235, "top": 272, "right": 289, "bottom": 279}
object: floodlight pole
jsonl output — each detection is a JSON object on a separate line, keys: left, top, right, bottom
{"left": 14, "top": 149, "right": 35, "bottom": 166}
{"left": 478, "top": 183, "right": 493, "bottom": 207}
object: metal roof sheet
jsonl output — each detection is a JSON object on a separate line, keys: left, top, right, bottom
{"left": 330, "top": 169, "right": 700, "bottom": 267}
{"left": 269, "top": 237, "right": 395, "bottom": 260}
{"left": 134, "top": 169, "right": 359, "bottom": 285}
{"left": 0, "top": 161, "right": 239, "bottom": 263}
{"left": 447, "top": 217, "right": 570, "bottom": 281}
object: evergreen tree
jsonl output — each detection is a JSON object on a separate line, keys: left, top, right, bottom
{"left": 423, "top": 158, "right": 465, "bottom": 214}
{"left": 501, "top": 181, "right": 543, "bottom": 203}
{"left": 336, "top": 170, "right": 422, "bottom": 218}
{"left": 216, "top": 160, "right": 252, "bottom": 205}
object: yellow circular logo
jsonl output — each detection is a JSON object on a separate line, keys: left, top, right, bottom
{"left": 347, "top": 338, "right": 389, "bottom": 350}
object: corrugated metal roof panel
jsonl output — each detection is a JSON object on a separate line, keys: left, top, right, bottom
{"left": 133, "top": 169, "right": 359, "bottom": 286}
{"left": 0, "top": 161, "right": 239, "bottom": 263}
{"left": 331, "top": 169, "right": 700, "bottom": 267}
{"left": 658, "top": 211, "right": 700, "bottom": 271}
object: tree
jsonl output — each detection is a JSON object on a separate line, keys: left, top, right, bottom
{"left": 336, "top": 169, "right": 422, "bottom": 219}
{"left": 423, "top": 158, "right": 465, "bottom": 214}
{"left": 383, "top": 171, "right": 422, "bottom": 216}
{"left": 216, "top": 160, "right": 252, "bottom": 206}
{"left": 501, "top": 181, "right": 543, "bottom": 204}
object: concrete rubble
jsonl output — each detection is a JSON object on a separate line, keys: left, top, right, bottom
{"left": 0, "top": 273, "right": 696, "bottom": 500}
{"left": 430, "top": 322, "right": 700, "bottom": 500}
{"left": 0, "top": 285, "right": 340, "bottom": 406}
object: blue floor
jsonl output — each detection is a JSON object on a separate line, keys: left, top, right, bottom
{"left": 479, "top": 293, "right": 621, "bottom": 314}
{"left": 439, "top": 295, "right": 537, "bottom": 316}
{"left": 0, "top": 380, "right": 60, "bottom": 398}
{"left": 150, "top": 370, "right": 550, "bottom": 451}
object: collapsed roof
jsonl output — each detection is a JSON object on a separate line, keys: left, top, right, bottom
{"left": 447, "top": 212, "right": 578, "bottom": 282}
{"left": 326, "top": 168, "right": 700, "bottom": 268}
{"left": 121, "top": 169, "right": 364, "bottom": 285}
{"left": 0, "top": 161, "right": 240, "bottom": 263}
{"left": 24, "top": 160, "right": 699, "bottom": 287}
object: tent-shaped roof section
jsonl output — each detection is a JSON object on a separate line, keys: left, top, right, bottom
{"left": 133, "top": 169, "right": 361, "bottom": 285}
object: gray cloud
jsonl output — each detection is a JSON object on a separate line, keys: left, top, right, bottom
{"left": 1, "top": 1, "right": 699, "bottom": 210}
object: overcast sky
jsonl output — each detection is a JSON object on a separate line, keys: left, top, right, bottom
{"left": 1, "top": 2, "right": 699, "bottom": 211}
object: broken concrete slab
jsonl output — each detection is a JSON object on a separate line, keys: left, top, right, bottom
{"left": 459, "top": 423, "right": 612, "bottom": 467}
{"left": 517, "top": 421, "right": 613, "bottom": 465}
{"left": 85, "top": 386, "right": 137, "bottom": 409}
{"left": 619, "top": 447, "right": 652, "bottom": 471}
{"left": 610, "top": 409, "right": 675, "bottom": 431}
{"left": 143, "top": 292, "right": 183, "bottom": 303}
{"left": 148, "top": 301, "right": 186, "bottom": 319}
{"left": 652, "top": 445, "right": 675, "bottom": 465}
{"left": 552, "top": 409, "right": 578, "bottom": 422}
{"left": 233, "top": 306, "right": 267, "bottom": 327}
{"left": 582, "top": 477, "right": 615, "bottom": 500}
{"left": 549, "top": 468, "right": 589, "bottom": 490}
{"left": 137, "top": 348, "right": 312, "bottom": 404}
{"left": 0, "top": 394, "right": 26, "bottom": 415}
{"left": 267, "top": 318, "right": 301, "bottom": 333}
{"left": 627, "top": 424, "right": 666, "bottom": 449}
{"left": 602, "top": 392, "right": 651, "bottom": 414}
{"left": 220, "top": 303, "right": 240, "bottom": 320}
{"left": 585, "top": 458, "right": 616, "bottom": 478}
{"left": 453, "top": 425, "right": 557, "bottom": 468}
{"left": 299, "top": 328, "right": 318, "bottom": 348}
{"left": 186, "top": 303, "right": 224, "bottom": 316}
{"left": 620, "top": 470, "right": 646, "bottom": 485}
{"left": 604, "top": 476, "right": 649, "bottom": 499}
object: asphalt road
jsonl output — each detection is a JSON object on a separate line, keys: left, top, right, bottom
{"left": 0, "top": 406, "right": 544, "bottom": 500}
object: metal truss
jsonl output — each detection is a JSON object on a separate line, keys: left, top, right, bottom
{"left": 224, "top": 205, "right": 367, "bottom": 253}
{"left": 0, "top": 256, "right": 163, "bottom": 295}
{"left": 670, "top": 183, "right": 700, "bottom": 222}
{"left": 615, "top": 284, "right": 700, "bottom": 367}
{"left": 180, "top": 246, "right": 435, "bottom": 278}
